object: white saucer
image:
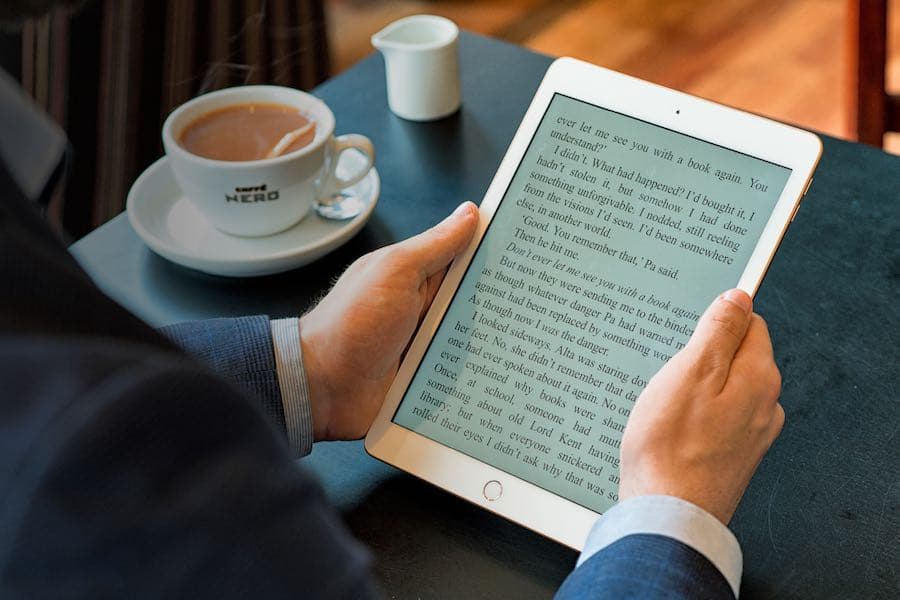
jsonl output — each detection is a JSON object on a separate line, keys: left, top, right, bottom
{"left": 126, "top": 151, "right": 379, "bottom": 277}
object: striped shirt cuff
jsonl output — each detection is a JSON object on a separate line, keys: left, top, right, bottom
{"left": 270, "top": 318, "right": 314, "bottom": 457}
{"left": 578, "top": 495, "right": 743, "bottom": 598}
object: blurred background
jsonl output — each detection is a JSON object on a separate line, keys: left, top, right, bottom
{"left": 328, "top": 0, "right": 898, "bottom": 150}
{"left": 2, "top": 0, "right": 896, "bottom": 238}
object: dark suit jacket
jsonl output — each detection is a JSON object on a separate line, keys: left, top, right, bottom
{"left": 0, "top": 156, "right": 375, "bottom": 598}
{"left": 0, "top": 151, "right": 733, "bottom": 598}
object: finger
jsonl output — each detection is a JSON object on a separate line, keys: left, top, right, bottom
{"left": 418, "top": 269, "right": 447, "bottom": 325}
{"left": 684, "top": 289, "right": 754, "bottom": 383}
{"left": 394, "top": 202, "right": 478, "bottom": 279}
{"left": 726, "top": 315, "right": 780, "bottom": 399}
{"left": 736, "top": 313, "right": 775, "bottom": 361}
{"left": 419, "top": 269, "right": 449, "bottom": 321}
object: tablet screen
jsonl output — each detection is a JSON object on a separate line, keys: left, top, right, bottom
{"left": 393, "top": 93, "right": 792, "bottom": 513}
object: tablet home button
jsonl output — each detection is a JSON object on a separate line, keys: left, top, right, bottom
{"left": 483, "top": 480, "right": 503, "bottom": 501}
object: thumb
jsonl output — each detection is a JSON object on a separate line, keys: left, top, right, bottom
{"left": 685, "top": 289, "right": 753, "bottom": 378}
{"left": 396, "top": 202, "right": 479, "bottom": 278}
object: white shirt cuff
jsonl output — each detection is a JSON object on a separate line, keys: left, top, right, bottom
{"left": 270, "top": 318, "right": 314, "bottom": 457}
{"left": 578, "top": 495, "right": 743, "bottom": 598}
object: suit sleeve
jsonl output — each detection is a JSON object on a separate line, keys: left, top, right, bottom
{"left": 576, "top": 495, "right": 742, "bottom": 596}
{"left": 159, "top": 316, "right": 316, "bottom": 458}
{"left": 159, "top": 316, "right": 288, "bottom": 440}
{"left": 556, "top": 534, "right": 735, "bottom": 600}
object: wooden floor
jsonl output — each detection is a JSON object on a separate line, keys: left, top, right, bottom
{"left": 325, "top": 0, "right": 900, "bottom": 153}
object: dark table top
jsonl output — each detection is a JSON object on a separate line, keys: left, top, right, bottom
{"left": 71, "top": 32, "right": 899, "bottom": 599}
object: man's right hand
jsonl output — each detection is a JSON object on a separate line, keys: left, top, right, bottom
{"left": 618, "top": 289, "right": 784, "bottom": 524}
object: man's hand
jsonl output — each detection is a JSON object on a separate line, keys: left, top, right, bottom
{"left": 619, "top": 289, "right": 784, "bottom": 524}
{"left": 300, "top": 202, "right": 479, "bottom": 441}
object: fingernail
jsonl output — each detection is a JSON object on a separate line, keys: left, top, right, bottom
{"left": 452, "top": 202, "right": 473, "bottom": 218}
{"left": 721, "top": 289, "right": 752, "bottom": 313}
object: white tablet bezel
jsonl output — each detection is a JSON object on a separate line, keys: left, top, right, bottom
{"left": 365, "top": 57, "right": 822, "bottom": 550}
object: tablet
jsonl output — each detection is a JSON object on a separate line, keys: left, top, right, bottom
{"left": 366, "top": 57, "right": 821, "bottom": 549}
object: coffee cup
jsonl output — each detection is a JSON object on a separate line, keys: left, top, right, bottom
{"left": 162, "top": 85, "right": 374, "bottom": 237}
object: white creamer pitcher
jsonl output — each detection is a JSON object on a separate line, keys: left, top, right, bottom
{"left": 371, "top": 15, "right": 461, "bottom": 121}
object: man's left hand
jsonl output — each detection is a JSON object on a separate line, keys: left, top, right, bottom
{"left": 300, "top": 202, "right": 479, "bottom": 441}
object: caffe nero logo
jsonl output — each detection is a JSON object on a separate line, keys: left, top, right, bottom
{"left": 226, "top": 184, "right": 280, "bottom": 203}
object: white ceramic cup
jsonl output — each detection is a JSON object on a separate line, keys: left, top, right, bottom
{"left": 372, "top": 15, "right": 461, "bottom": 121}
{"left": 162, "top": 85, "right": 374, "bottom": 237}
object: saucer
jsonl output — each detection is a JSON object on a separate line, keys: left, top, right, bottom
{"left": 126, "top": 151, "right": 379, "bottom": 277}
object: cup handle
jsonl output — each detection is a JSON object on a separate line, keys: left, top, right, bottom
{"left": 319, "top": 134, "right": 375, "bottom": 200}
